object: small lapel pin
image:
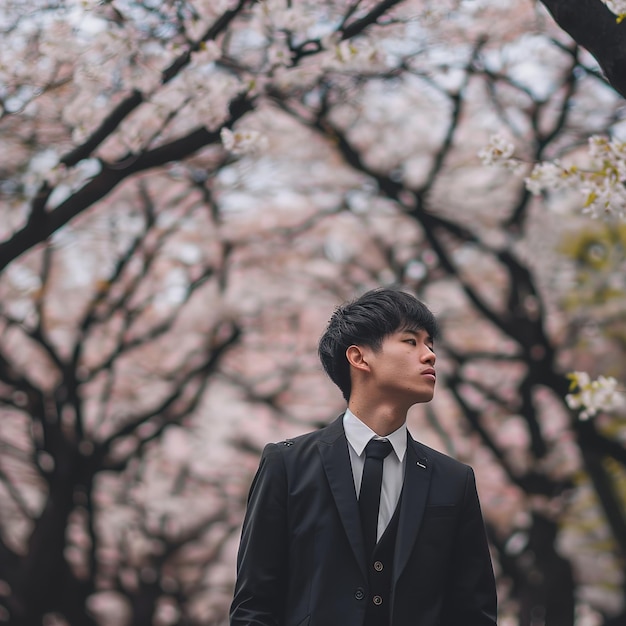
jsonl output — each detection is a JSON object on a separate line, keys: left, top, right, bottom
{"left": 416, "top": 459, "right": 427, "bottom": 469}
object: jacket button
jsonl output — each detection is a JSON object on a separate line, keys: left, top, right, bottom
{"left": 354, "top": 588, "right": 365, "bottom": 600}
{"left": 373, "top": 560, "right": 383, "bottom": 572}
{"left": 373, "top": 595, "right": 383, "bottom": 606}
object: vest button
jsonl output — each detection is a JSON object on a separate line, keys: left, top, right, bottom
{"left": 373, "top": 560, "right": 384, "bottom": 572}
{"left": 354, "top": 588, "right": 365, "bottom": 600}
{"left": 373, "top": 595, "right": 383, "bottom": 606}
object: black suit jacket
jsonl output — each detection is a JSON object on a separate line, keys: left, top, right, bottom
{"left": 230, "top": 416, "right": 497, "bottom": 626}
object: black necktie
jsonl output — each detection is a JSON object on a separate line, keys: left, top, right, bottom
{"left": 359, "top": 438, "right": 393, "bottom": 557}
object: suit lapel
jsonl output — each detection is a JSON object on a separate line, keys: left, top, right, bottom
{"left": 318, "top": 417, "right": 368, "bottom": 578}
{"left": 393, "top": 435, "right": 432, "bottom": 584}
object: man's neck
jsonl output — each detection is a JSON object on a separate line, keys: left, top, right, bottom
{"left": 347, "top": 401, "right": 408, "bottom": 437}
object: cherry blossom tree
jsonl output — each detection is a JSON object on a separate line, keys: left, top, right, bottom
{"left": 0, "top": 174, "right": 246, "bottom": 624}
{"left": 216, "top": 1, "right": 626, "bottom": 623}
{"left": 0, "top": 1, "right": 427, "bottom": 624}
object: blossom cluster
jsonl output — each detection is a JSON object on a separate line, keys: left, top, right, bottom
{"left": 565, "top": 371, "right": 624, "bottom": 420}
{"left": 477, "top": 134, "right": 517, "bottom": 169}
{"left": 220, "top": 128, "right": 269, "bottom": 156}
{"left": 479, "top": 134, "right": 626, "bottom": 221}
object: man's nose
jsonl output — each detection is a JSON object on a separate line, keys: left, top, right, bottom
{"left": 421, "top": 346, "right": 436, "bottom": 364}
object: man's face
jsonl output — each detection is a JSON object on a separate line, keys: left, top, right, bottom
{"left": 363, "top": 328, "right": 436, "bottom": 405}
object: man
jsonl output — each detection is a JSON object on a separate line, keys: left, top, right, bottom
{"left": 230, "top": 287, "right": 497, "bottom": 626}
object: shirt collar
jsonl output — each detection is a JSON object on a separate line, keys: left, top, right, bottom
{"left": 343, "top": 408, "right": 407, "bottom": 462}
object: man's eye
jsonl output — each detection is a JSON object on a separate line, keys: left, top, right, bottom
{"left": 405, "top": 339, "right": 417, "bottom": 345}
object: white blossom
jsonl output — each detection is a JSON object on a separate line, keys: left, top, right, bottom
{"left": 22, "top": 149, "right": 60, "bottom": 196}
{"left": 580, "top": 177, "right": 626, "bottom": 220}
{"left": 220, "top": 128, "right": 269, "bottom": 156}
{"left": 565, "top": 371, "right": 624, "bottom": 420}
{"left": 325, "top": 39, "right": 386, "bottom": 71}
{"left": 39, "top": 20, "right": 83, "bottom": 64}
{"left": 259, "top": 0, "right": 318, "bottom": 32}
{"left": 524, "top": 161, "right": 578, "bottom": 195}
{"left": 483, "top": 134, "right": 626, "bottom": 221}
{"left": 477, "top": 134, "right": 521, "bottom": 171}
{"left": 574, "top": 136, "right": 626, "bottom": 219}
{"left": 267, "top": 38, "right": 293, "bottom": 67}
{"left": 190, "top": 41, "right": 222, "bottom": 66}
{"left": 46, "top": 159, "right": 103, "bottom": 209}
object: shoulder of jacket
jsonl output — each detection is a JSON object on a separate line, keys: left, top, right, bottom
{"left": 275, "top": 430, "right": 317, "bottom": 449}
{"left": 268, "top": 420, "right": 333, "bottom": 452}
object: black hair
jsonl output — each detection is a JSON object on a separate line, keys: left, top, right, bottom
{"left": 318, "top": 287, "right": 439, "bottom": 402}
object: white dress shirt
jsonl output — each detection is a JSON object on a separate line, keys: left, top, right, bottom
{"left": 343, "top": 409, "right": 407, "bottom": 541}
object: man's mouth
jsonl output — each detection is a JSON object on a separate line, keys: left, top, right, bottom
{"left": 421, "top": 368, "right": 436, "bottom": 381}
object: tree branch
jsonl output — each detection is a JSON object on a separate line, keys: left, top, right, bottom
{"left": 539, "top": 0, "right": 626, "bottom": 98}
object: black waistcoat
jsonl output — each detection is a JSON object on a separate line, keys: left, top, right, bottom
{"left": 363, "top": 495, "right": 402, "bottom": 626}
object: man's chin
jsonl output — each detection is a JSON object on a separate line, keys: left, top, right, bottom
{"left": 410, "top": 391, "right": 435, "bottom": 406}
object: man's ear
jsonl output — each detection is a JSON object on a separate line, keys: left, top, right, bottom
{"left": 346, "top": 345, "right": 370, "bottom": 372}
